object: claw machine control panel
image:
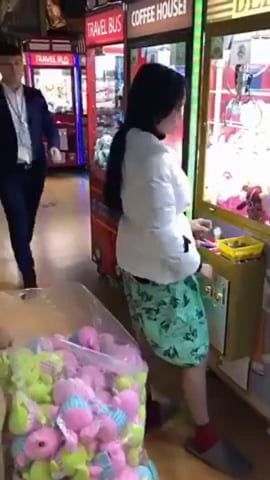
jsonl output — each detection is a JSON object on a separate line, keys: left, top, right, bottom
{"left": 24, "top": 38, "right": 84, "bottom": 168}
{"left": 85, "top": 7, "right": 125, "bottom": 278}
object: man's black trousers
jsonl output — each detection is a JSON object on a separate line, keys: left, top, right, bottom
{"left": 0, "top": 165, "right": 45, "bottom": 287}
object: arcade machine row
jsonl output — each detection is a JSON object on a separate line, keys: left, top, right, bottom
{"left": 85, "top": 0, "right": 205, "bottom": 279}
{"left": 196, "top": 0, "right": 270, "bottom": 419}
{"left": 85, "top": 6, "right": 125, "bottom": 278}
{"left": 24, "top": 38, "right": 85, "bottom": 168}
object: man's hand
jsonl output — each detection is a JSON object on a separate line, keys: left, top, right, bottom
{"left": 50, "top": 147, "right": 63, "bottom": 164}
{"left": 191, "top": 218, "right": 212, "bottom": 239}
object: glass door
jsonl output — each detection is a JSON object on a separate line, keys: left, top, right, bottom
{"left": 33, "top": 67, "right": 74, "bottom": 115}
{"left": 93, "top": 44, "right": 124, "bottom": 173}
{"left": 204, "top": 31, "right": 270, "bottom": 227}
{"left": 130, "top": 42, "right": 186, "bottom": 165}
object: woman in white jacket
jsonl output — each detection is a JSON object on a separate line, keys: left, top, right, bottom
{"left": 104, "top": 63, "right": 251, "bottom": 476}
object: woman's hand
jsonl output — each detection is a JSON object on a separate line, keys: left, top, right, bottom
{"left": 191, "top": 218, "right": 212, "bottom": 239}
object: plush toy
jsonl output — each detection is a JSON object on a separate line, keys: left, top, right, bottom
{"left": 123, "top": 423, "right": 145, "bottom": 448}
{"left": 24, "top": 426, "right": 62, "bottom": 461}
{"left": 50, "top": 445, "right": 92, "bottom": 480}
{"left": 96, "top": 390, "right": 139, "bottom": 443}
{"left": 99, "top": 334, "right": 140, "bottom": 362}
{"left": 56, "top": 350, "right": 80, "bottom": 377}
{"left": 136, "top": 460, "right": 159, "bottom": 480}
{"left": 9, "top": 349, "right": 53, "bottom": 404}
{"left": 70, "top": 326, "right": 100, "bottom": 352}
{"left": 8, "top": 392, "right": 46, "bottom": 435}
{"left": 57, "top": 395, "right": 97, "bottom": 451}
{"left": 237, "top": 185, "right": 267, "bottom": 222}
{"left": 90, "top": 441, "right": 126, "bottom": 479}
{"left": 53, "top": 378, "right": 95, "bottom": 405}
{"left": 11, "top": 427, "right": 62, "bottom": 469}
{"left": 94, "top": 134, "right": 113, "bottom": 169}
{"left": 79, "top": 365, "right": 106, "bottom": 394}
{"left": 37, "top": 351, "right": 64, "bottom": 379}
{"left": 22, "top": 460, "right": 52, "bottom": 480}
{"left": 0, "top": 352, "right": 12, "bottom": 389}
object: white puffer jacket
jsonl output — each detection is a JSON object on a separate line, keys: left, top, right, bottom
{"left": 117, "top": 128, "right": 201, "bottom": 284}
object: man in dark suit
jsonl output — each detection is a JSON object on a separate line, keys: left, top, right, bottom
{"left": 0, "top": 41, "right": 61, "bottom": 288}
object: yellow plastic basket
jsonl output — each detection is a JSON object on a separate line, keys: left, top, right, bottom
{"left": 217, "top": 236, "right": 264, "bottom": 262}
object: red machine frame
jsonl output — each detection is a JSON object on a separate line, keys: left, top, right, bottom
{"left": 85, "top": 6, "right": 125, "bottom": 277}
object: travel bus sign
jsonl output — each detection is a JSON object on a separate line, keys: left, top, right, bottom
{"left": 85, "top": 8, "right": 124, "bottom": 47}
{"left": 127, "top": 0, "right": 192, "bottom": 39}
{"left": 29, "top": 53, "right": 74, "bottom": 67}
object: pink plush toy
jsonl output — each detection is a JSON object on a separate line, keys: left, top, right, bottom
{"left": 53, "top": 378, "right": 95, "bottom": 405}
{"left": 113, "top": 390, "right": 140, "bottom": 420}
{"left": 79, "top": 365, "right": 106, "bottom": 393}
{"left": 24, "top": 427, "right": 62, "bottom": 460}
{"left": 57, "top": 395, "right": 99, "bottom": 451}
{"left": 56, "top": 350, "right": 80, "bottom": 377}
{"left": 99, "top": 334, "right": 142, "bottom": 367}
{"left": 118, "top": 466, "right": 140, "bottom": 480}
{"left": 96, "top": 390, "right": 140, "bottom": 443}
{"left": 77, "top": 326, "right": 100, "bottom": 352}
{"left": 90, "top": 441, "right": 126, "bottom": 478}
{"left": 12, "top": 427, "right": 62, "bottom": 468}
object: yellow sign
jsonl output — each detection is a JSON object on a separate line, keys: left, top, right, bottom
{"left": 232, "top": 0, "right": 270, "bottom": 18}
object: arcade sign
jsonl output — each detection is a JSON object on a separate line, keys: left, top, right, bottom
{"left": 127, "top": 0, "right": 193, "bottom": 39}
{"left": 207, "top": 0, "right": 270, "bottom": 23}
{"left": 85, "top": 7, "right": 124, "bottom": 47}
{"left": 29, "top": 53, "right": 74, "bottom": 67}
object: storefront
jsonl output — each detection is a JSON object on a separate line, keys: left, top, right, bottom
{"left": 24, "top": 38, "right": 85, "bottom": 168}
{"left": 196, "top": 0, "right": 270, "bottom": 420}
{"left": 85, "top": 6, "right": 125, "bottom": 277}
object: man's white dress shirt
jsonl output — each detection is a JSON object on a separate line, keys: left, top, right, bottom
{"left": 2, "top": 83, "right": 32, "bottom": 164}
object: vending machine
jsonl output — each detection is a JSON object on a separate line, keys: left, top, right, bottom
{"left": 24, "top": 38, "right": 85, "bottom": 168}
{"left": 85, "top": 6, "right": 125, "bottom": 277}
{"left": 195, "top": 0, "right": 270, "bottom": 419}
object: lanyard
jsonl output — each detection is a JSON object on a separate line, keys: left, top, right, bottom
{"left": 5, "top": 89, "right": 25, "bottom": 125}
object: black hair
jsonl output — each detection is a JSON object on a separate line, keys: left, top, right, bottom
{"left": 0, "top": 40, "right": 22, "bottom": 56}
{"left": 104, "top": 63, "right": 186, "bottom": 213}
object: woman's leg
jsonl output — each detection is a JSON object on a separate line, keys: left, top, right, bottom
{"left": 181, "top": 359, "right": 209, "bottom": 426}
{"left": 181, "top": 358, "right": 219, "bottom": 453}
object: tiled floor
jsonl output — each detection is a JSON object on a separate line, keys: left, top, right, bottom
{"left": 0, "top": 173, "right": 269, "bottom": 479}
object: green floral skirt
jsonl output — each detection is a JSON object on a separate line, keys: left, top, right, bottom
{"left": 123, "top": 273, "right": 209, "bottom": 367}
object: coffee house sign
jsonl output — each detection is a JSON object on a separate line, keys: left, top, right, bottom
{"left": 127, "top": 0, "right": 193, "bottom": 39}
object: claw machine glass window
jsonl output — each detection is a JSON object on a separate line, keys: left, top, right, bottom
{"left": 130, "top": 42, "right": 185, "bottom": 163}
{"left": 33, "top": 67, "right": 74, "bottom": 114}
{"left": 204, "top": 31, "right": 270, "bottom": 227}
{"left": 81, "top": 68, "right": 87, "bottom": 116}
{"left": 94, "top": 45, "right": 124, "bottom": 171}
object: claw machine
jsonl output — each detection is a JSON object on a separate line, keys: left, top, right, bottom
{"left": 24, "top": 38, "right": 84, "bottom": 168}
{"left": 196, "top": 0, "right": 270, "bottom": 420}
{"left": 85, "top": 6, "right": 125, "bottom": 278}
{"left": 127, "top": 0, "right": 203, "bottom": 178}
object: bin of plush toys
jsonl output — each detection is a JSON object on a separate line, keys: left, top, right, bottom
{"left": 0, "top": 283, "right": 159, "bottom": 480}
